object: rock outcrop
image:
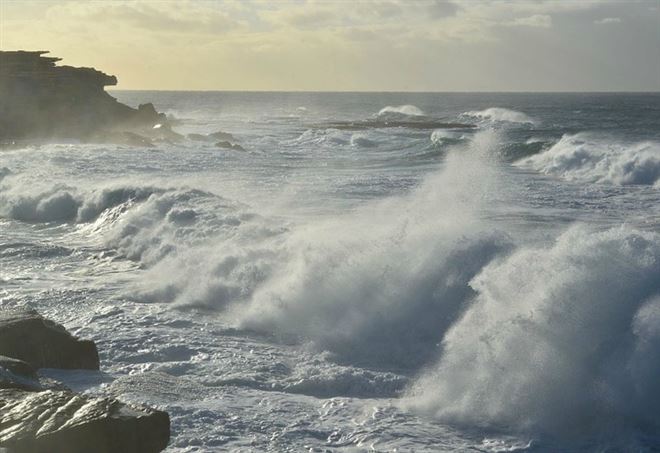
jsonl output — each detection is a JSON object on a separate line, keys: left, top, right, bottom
{"left": 0, "top": 389, "right": 170, "bottom": 453}
{"left": 0, "top": 309, "right": 99, "bottom": 370}
{"left": 0, "top": 309, "right": 170, "bottom": 452}
{"left": 0, "top": 50, "right": 171, "bottom": 142}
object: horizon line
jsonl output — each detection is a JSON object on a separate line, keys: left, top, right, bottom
{"left": 108, "top": 89, "right": 660, "bottom": 94}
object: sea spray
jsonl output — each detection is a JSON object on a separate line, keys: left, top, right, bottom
{"left": 378, "top": 105, "right": 426, "bottom": 117}
{"left": 518, "top": 133, "right": 660, "bottom": 186}
{"left": 407, "top": 225, "right": 660, "bottom": 436}
{"left": 227, "top": 130, "right": 513, "bottom": 367}
{"left": 462, "top": 107, "right": 536, "bottom": 125}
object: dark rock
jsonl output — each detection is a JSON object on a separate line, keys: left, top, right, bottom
{"left": 0, "top": 356, "right": 67, "bottom": 392}
{"left": 0, "top": 51, "right": 170, "bottom": 142}
{"left": 0, "top": 356, "right": 36, "bottom": 379}
{"left": 149, "top": 124, "right": 185, "bottom": 143}
{"left": 0, "top": 309, "right": 99, "bottom": 370}
{"left": 0, "top": 356, "right": 40, "bottom": 391}
{"left": 215, "top": 141, "right": 245, "bottom": 151}
{"left": 0, "top": 389, "right": 170, "bottom": 453}
{"left": 208, "top": 130, "right": 236, "bottom": 141}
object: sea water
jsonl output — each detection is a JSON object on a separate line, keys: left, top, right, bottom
{"left": 1, "top": 92, "right": 659, "bottom": 451}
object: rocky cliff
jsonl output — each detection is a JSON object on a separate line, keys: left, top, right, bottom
{"left": 0, "top": 50, "right": 171, "bottom": 142}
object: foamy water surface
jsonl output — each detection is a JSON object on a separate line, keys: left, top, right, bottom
{"left": 1, "top": 92, "right": 660, "bottom": 451}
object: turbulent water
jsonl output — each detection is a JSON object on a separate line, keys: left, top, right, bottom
{"left": 1, "top": 92, "right": 660, "bottom": 451}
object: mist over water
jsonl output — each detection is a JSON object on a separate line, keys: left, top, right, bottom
{"left": 2, "top": 92, "right": 660, "bottom": 451}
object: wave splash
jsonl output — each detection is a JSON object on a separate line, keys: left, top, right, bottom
{"left": 0, "top": 177, "right": 252, "bottom": 266}
{"left": 518, "top": 133, "right": 660, "bottom": 186}
{"left": 408, "top": 225, "right": 660, "bottom": 437}
{"left": 462, "top": 107, "right": 536, "bottom": 125}
{"left": 377, "top": 105, "right": 426, "bottom": 117}
{"left": 135, "top": 131, "right": 510, "bottom": 368}
{"left": 230, "top": 131, "right": 510, "bottom": 367}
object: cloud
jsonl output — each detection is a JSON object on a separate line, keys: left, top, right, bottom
{"left": 426, "top": 0, "right": 460, "bottom": 19}
{"left": 264, "top": 7, "right": 341, "bottom": 29}
{"left": 46, "top": 1, "right": 241, "bottom": 35}
{"left": 595, "top": 17, "right": 622, "bottom": 25}
{"left": 507, "top": 14, "right": 553, "bottom": 28}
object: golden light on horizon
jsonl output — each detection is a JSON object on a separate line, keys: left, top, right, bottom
{"left": 1, "top": 0, "right": 658, "bottom": 91}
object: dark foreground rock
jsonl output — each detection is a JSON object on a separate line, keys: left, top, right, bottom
{"left": 0, "top": 389, "right": 170, "bottom": 453}
{"left": 0, "top": 309, "right": 99, "bottom": 370}
{"left": 0, "top": 309, "right": 171, "bottom": 451}
{"left": 0, "top": 50, "right": 171, "bottom": 142}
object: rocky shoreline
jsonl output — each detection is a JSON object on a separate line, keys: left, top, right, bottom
{"left": 0, "top": 50, "right": 249, "bottom": 152}
{"left": 0, "top": 50, "right": 185, "bottom": 146}
{"left": 0, "top": 309, "right": 170, "bottom": 452}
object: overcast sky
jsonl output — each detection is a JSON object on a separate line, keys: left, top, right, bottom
{"left": 1, "top": 0, "right": 658, "bottom": 91}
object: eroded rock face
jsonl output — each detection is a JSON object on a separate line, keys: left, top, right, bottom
{"left": 0, "top": 389, "right": 170, "bottom": 453}
{"left": 0, "top": 309, "right": 99, "bottom": 370}
{"left": 0, "top": 50, "right": 168, "bottom": 141}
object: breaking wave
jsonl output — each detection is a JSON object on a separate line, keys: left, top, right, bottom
{"left": 518, "top": 133, "right": 660, "bottom": 186}
{"left": 136, "top": 131, "right": 511, "bottom": 368}
{"left": 0, "top": 176, "right": 253, "bottom": 265}
{"left": 0, "top": 181, "right": 158, "bottom": 224}
{"left": 462, "top": 107, "right": 536, "bottom": 125}
{"left": 408, "top": 226, "right": 660, "bottom": 437}
{"left": 377, "top": 105, "right": 426, "bottom": 117}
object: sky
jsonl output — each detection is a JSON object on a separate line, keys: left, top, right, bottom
{"left": 0, "top": 0, "right": 659, "bottom": 91}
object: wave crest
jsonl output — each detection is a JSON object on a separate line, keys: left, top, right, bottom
{"left": 517, "top": 133, "right": 660, "bottom": 186}
{"left": 377, "top": 105, "right": 426, "bottom": 117}
{"left": 462, "top": 107, "right": 535, "bottom": 125}
{"left": 408, "top": 226, "right": 660, "bottom": 436}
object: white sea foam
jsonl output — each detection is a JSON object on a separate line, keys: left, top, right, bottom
{"left": 463, "top": 107, "right": 536, "bottom": 125}
{"left": 518, "top": 133, "right": 660, "bottom": 186}
{"left": 350, "top": 133, "right": 377, "bottom": 148}
{"left": 129, "top": 131, "right": 512, "bottom": 368}
{"left": 0, "top": 177, "right": 159, "bottom": 224}
{"left": 408, "top": 225, "right": 660, "bottom": 435}
{"left": 221, "top": 131, "right": 510, "bottom": 367}
{"left": 430, "top": 129, "right": 464, "bottom": 145}
{"left": 377, "top": 105, "right": 426, "bottom": 117}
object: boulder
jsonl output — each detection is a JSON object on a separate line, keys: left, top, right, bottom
{"left": 0, "top": 309, "right": 99, "bottom": 370}
{"left": 0, "top": 389, "right": 170, "bottom": 453}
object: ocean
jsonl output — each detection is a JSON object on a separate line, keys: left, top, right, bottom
{"left": 1, "top": 91, "right": 660, "bottom": 451}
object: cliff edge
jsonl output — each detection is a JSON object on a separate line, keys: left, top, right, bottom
{"left": 0, "top": 50, "right": 173, "bottom": 143}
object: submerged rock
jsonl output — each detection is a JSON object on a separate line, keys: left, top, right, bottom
{"left": 0, "top": 389, "right": 170, "bottom": 453}
{"left": 0, "top": 50, "right": 170, "bottom": 143}
{"left": 215, "top": 140, "right": 245, "bottom": 151}
{"left": 0, "top": 309, "right": 99, "bottom": 370}
{"left": 187, "top": 133, "right": 214, "bottom": 142}
{"left": 208, "top": 130, "right": 236, "bottom": 141}
{"left": 188, "top": 131, "right": 237, "bottom": 143}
